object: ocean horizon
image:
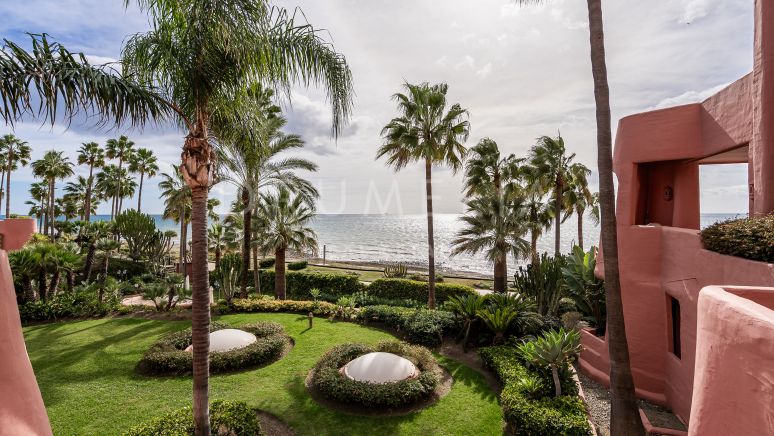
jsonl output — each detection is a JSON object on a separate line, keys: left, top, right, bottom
{"left": 21, "top": 212, "right": 746, "bottom": 276}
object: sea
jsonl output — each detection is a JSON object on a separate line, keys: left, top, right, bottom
{"left": 67, "top": 212, "right": 744, "bottom": 276}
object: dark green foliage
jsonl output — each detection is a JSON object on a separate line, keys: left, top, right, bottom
{"left": 230, "top": 298, "right": 337, "bottom": 316}
{"left": 256, "top": 270, "right": 363, "bottom": 298}
{"left": 700, "top": 215, "right": 773, "bottom": 262}
{"left": 258, "top": 257, "right": 276, "bottom": 268}
{"left": 311, "top": 341, "right": 440, "bottom": 408}
{"left": 18, "top": 290, "right": 120, "bottom": 323}
{"left": 123, "top": 400, "right": 263, "bottom": 436}
{"left": 287, "top": 260, "right": 308, "bottom": 270}
{"left": 136, "top": 322, "right": 289, "bottom": 375}
{"left": 113, "top": 210, "right": 159, "bottom": 261}
{"left": 367, "top": 278, "right": 476, "bottom": 304}
{"left": 513, "top": 253, "right": 566, "bottom": 317}
{"left": 480, "top": 346, "right": 590, "bottom": 436}
{"left": 357, "top": 305, "right": 459, "bottom": 347}
{"left": 104, "top": 257, "right": 149, "bottom": 280}
{"left": 562, "top": 246, "right": 605, "bottom": 333}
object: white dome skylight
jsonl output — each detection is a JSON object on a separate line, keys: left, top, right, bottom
{"left": 343, "top": 352, "right": 418, "bottom": 383}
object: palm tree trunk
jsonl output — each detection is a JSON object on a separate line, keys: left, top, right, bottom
{"left": 214, "top": 245, "right": 222, "bottom": 271}
{"left": 66, "top": 271, "right": 74, "bottom": 293}
{"left": 189, "top": 185, "right": 211, "bottom": 436}
{"left": 578, "top": 211, "right": 584, "bottom": 251}
{"left": 241, "top": 188, "right": 251, "bottom": 297}
{"left": 48, "top": 179, "right": 55, "bottom": 240}
{"left": 586, "top": 0, "right": 643, "bottom": 433}
{"left": 85, "top": 164, "right": 94, "bottom": 222}
{"left": 493, "top": 256, "right": 507, "bottom": 294}
{"left": 5, "top": 148, "right": 13, "bottom": 218}
{"left": 102, "top": 255, "right": 110, "bottom": 282}
{"left": 554, "top": 176, "right": 561, "bottom": 256}
{"left": 180, "top": 212, "right": 187, "bottom": 282}
{"left": 531, "top": 229, "right": 539, "bottom": 266}
{"left": 22, "top": 277, "right": 34, "bottom": 302}
{"left": 275, "top": 247, "right": 286, "bottom": 300}
{"left": 551, "top": 365, "right": 562, "bottom": 397}
{"left": 137, "top": 171, "right": 144, "bottom": 213}
{"left": 252, "top": 244, "right": 259, "bottom": 295}
{"left": 48, "top": 270, "right": 60, "bottom": 297}
{"left": 38, "top": 270, "right": 47, "bottom": 301}
{"left": 84, "top": 241, "right": 96, "bottom": 281}
{"left": 116, "top": 158, "right": 123, "bottom": 217}
{"left": 424, "top": 158, "right": 436, "bottom": 310}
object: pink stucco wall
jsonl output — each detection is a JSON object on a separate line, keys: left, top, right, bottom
{"left": 688, "top": 286, "right": 774, "bottom": 436}
{"left": 0, "top": 218, "right": 52, "bottom": 435}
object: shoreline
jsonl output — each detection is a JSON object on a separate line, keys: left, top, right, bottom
{"left": 302, "top": 257, "right": 494, "bottom": 281}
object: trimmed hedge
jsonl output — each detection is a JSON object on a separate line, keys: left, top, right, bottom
{"left": 701, "top": 215, "right": 773, "bottom": 262}
{"left": 287, "top": 260, "right": 308, "bottom": 270}
{"left": 136, "top": 321, "right": 289, "bottom": 376}
{"left": 258, "top": 258, "right": 276, "bottom": 268}
{"left": 480, "top": 346, "right": 590, "bottom": 436}
{"left": 357, "top": 305, "right": 459, "bottom": 347}
{"left": 257, "top": 270, "right": 364, "bottom": 298}
{"left": 123, "top": 400, "right": 263, "bottom": 436}
{"left": 311, "top": 341, "right": 440, "bottom": 408}
{"left": 367, "top": 278, "right": 476, "bottom": 304}
{"left": 230, "top": 298, "right": 337, "bottom": 316}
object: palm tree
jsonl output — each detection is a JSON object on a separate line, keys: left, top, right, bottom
{"left": 64, "top": 176, "right": 100, "bottom": 221}
{"left": 27, "top": 182, "right": 49, "bottom": 230}
{"left": 159, "top": 167, "right": 191, "bottom": 281}
{"left": 81, "top": 221, "right": 113, "bottom": 281}
{"left": 128, "top": 148, "right": 159, "bottom": 213}
{"left": 77, "top": 142, "right": 106, "bottom": 222}
{"left": 95, "top": 238, "right": 120, "bottom": 289}
{"left": 31, "top": 151, "right": 74, "bottom": 240}
{"left": 514, "top": 1, "right": 643, "bottom": 433}
{"left": 218, "top": 102, "right": 318, "bottom": 296}
{"left": 562, "top": 163, "right": 594, "bottom": 250}
{"left": 105, "top": 135, "right": 135, "bottom": 217}
{"left": 463, "top": 138, "right": 522, "bottom": 198}
{"left": 208, "top": 223, "right": 227, "bottom": 270}
{"left": 254, "top": 188, "right": 317, "bottom": 300}
{"left": 528, "top": 135, "right": 576, "bottom": 257}
{"left": 0, "top": 134, "right": 31, "bottom": 217}
{"left": 377, "top": 82, "right": 470, "bottom": 309}
{"left": 121, "top": 3, "right": 354, "bottom": 430}
{"left": 96, "top": 164, "right": 137, "bottom": 220}
{"left": 524, "top": 191, "right": 554, "bottom": 266}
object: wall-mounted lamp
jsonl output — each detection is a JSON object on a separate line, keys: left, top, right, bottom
{"left": 664, "top": 186, "right": 673, "bottom": 202}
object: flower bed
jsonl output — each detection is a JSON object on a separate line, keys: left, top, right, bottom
{"left": 310, "top": 341, "right": 441, "bottom": 408}
{"left": 136, "top": 321, "right": 290, "bottom": 376}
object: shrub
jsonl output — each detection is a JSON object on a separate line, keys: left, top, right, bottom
{"left": 311, "top": 341, "right": 440, "bottom": 408}
{"left": 18, "top": 289, "right": 120, "bottom": 323}
{"left": 258, "top": 257, "right": 276, "bottom": 268}
{"left": 358, "top": 305, "right": 459, "bottom": 347}
{"left": 123, "top": 400, "right": 263, "bottom": 436}
{"left": 513, "top": 254, "right": 566, "bottom": 317}
{"left": 367, "top": 278, "right": 476, "bottom": 304}
{"left": 105, "top": 256, "right": 149, "bottom": 280}
{"left": 518, "top": 329, "right": 582, "bottom": 397}
{"left": 562, "top": 246, "right": 605, "bottom": 334}
{"left": 287, "top": 260, "right": 308, "bottom": 270}
{"left": 230, "top": 298, "right": 337, "bottom": 316}
{"left": 480, "top": 346, "right": 589, "bottom": 436}
{"left": 256, "top": 270, "right": 364, "bottom": 298}
{"left": 136, "top": 321, "right": 289, "bottom": 375}
{"left": 701, "top": 215, "right": 774, "bottom": 262}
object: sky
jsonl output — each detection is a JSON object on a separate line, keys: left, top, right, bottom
{"left": 0, "top": 0, "right": 754, "bottom": 216}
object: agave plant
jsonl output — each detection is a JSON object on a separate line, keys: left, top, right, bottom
{"left": 383, "top": 262, "right": 408, "bottom": 278}
{"left": 518, "top": 328, "right": 582, "bottom": 397}
{"left": 446, "top": 294, "right": 485, "bottom": 350}
{"left": 213, "top": 253, "right": 242, "bottom": 305}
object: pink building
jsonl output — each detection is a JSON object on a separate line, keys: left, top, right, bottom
{"left": 580, "top": 1, "right": 774, "bottom": 435}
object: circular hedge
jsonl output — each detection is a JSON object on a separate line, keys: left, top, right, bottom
{"left": 310, "top": 341, "right": 442, "bottom": 408}
{"left": 136, "top": 321, "right": 290, "bottom": 376}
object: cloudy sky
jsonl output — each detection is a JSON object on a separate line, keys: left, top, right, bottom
{"left": 0, "top": 0, "right": 753, "bottom": 215}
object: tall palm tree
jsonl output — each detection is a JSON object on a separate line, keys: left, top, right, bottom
{"left": 128, "top": 148, "right": 159, "bottom": 213}
{"left": 77, "top": 142, "right": 106, "bottom": 222}
{"left": 27, "top": 182, "right": 49, "bottom": 230}
{"left": 31, "top": 151, "right": 74, "bottom": 240}
{"left": 218, "top": 104, "right": 318, "bottom": 296}
{"left": 122, "top": 4, "right": 353, "bottom": 430}
{"left": 452, "top": 192, "right": 530, "bottom": 293}
{"left": 377, "top": 82, "right": 469, "bottom": 309}
{"left": 95, "top": 165, "right": 137, "bottom": 219}
{"left": 254, "top": 187, "right": 317, "bottom": 300}
{"left": 529, "top": 135, "right": 576, "bottom": 257}
{"left": 562, "top": 162, "right": 594, "bottom": 250}
{"left": 159, "top": 167, "right": 192, "bottom": 280}
{"left": 0, "top": 134, "right": 31, "bottom": 217}
{"left": 524, "top": 191, "right": 554, "bottom": 265}
{"left": 207, "top": 223, "right": 227, "bottom": 270}
{"left": 105, "top": 135, "right": 135, "bottom": 217}
{"left": 515, "top": 1, "right": 643, "bottom": 433}
{"left": 64, "top": 176, "right": 100, "bottom": 221}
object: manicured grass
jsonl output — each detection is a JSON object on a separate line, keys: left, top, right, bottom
{"left": 24, "top": 313, "right": 503, "bottom": 435}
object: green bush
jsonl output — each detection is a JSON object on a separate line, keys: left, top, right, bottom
{"left": 123, "top": 400, "right": 263, "bottom": 436}
{"left": 256, "top": 270, "right": 363, "bottom": 298}
{"left": 357, "top": 305, "right": 459, "bottom": 347}
{"left": 287, "top": 260, "right": 308, "bottom": 270}
{"left": 367, "top": 278, "right": 476, "bottom": 304}
{"left": 18, "top": 290, "right": 120, "bottom": 323}
{"left": 311, "top": 341, "right": 440, "bottom": 408}
{"left": 136, "top": 321, "right": 289, "bottom": 375}
{"left": 258, "top": 257, "right": 276, "bottom": 268}
{"left": 105, "top": 256, "right": 150, "bottom": 280}
{"left": 480, "top": 346, "right": 589, "bottom": 436}
{"left": 701, "top": 215, "right": 774, "bottom": 262}
{"left": 230, "top": 298, "right": 337, "bottom": 316}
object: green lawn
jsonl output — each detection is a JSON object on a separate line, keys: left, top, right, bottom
{"left": 24, "top": 313, "right": 503, "bottom": 435}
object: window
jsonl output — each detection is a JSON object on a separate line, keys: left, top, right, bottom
{"left": 670, "top": 297, "right": 681, "bottom": 359}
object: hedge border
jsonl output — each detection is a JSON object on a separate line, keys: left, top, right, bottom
{"left": 700, "top": 215, "right": 773, "bottom": 263}
{"left": 136, "top": 321, "right": 291, "bottom": 376}
{"left": 309, "top": 341, "right": 442, "bottom": 409}
{"left": 123, "top": 400, "right": 263, "bottom": 436}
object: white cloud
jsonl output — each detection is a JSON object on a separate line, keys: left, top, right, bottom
{"left": 650, "top": 83, "right": 731, "bottom": 110}
{"left": 476, "top": 63, "right": 493, "bottom": 79}
{"left": 681, "top": 0, "right": 713, "bottom": 23}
